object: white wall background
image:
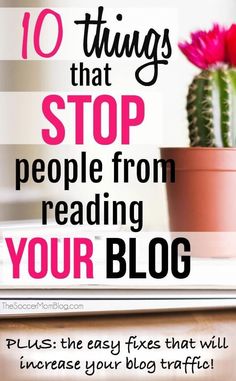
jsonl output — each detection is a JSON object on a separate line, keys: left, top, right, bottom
{"left": 0, "top": 0, "right": 235, "bottom": 229}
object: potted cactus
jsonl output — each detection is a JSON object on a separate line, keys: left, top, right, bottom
{"left": 161, "top": 24, "right": 236, "bottom": 256}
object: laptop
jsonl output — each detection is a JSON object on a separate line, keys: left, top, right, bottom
{"left": 1, "top": 221, "right": 236, "bottom": 318}
{"left": 1, "top": 288, "right": 236, "bottom": 318}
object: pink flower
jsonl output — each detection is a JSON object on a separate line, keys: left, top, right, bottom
{"left": 179, "top": 24, "right": 226, "bottom": 69}
{"left": 226, "top": 24, "right": 236, "bottom": 67}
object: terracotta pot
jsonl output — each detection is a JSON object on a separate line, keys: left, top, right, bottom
{"left": 161, "top": 148, "right": 236, "bottom": 257}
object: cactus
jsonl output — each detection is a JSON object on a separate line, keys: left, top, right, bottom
{"left": 187, "top": 68, "right": 236, "bottom": 147}
{"left": 179, "top": 24, "right": 236, "bottom": 147}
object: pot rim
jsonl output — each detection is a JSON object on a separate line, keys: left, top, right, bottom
{"left": 161, "top": 147, "right": 236, "bottom": 151}
{"left": 161, "top": 147, "right": 236, "bottom": 170}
